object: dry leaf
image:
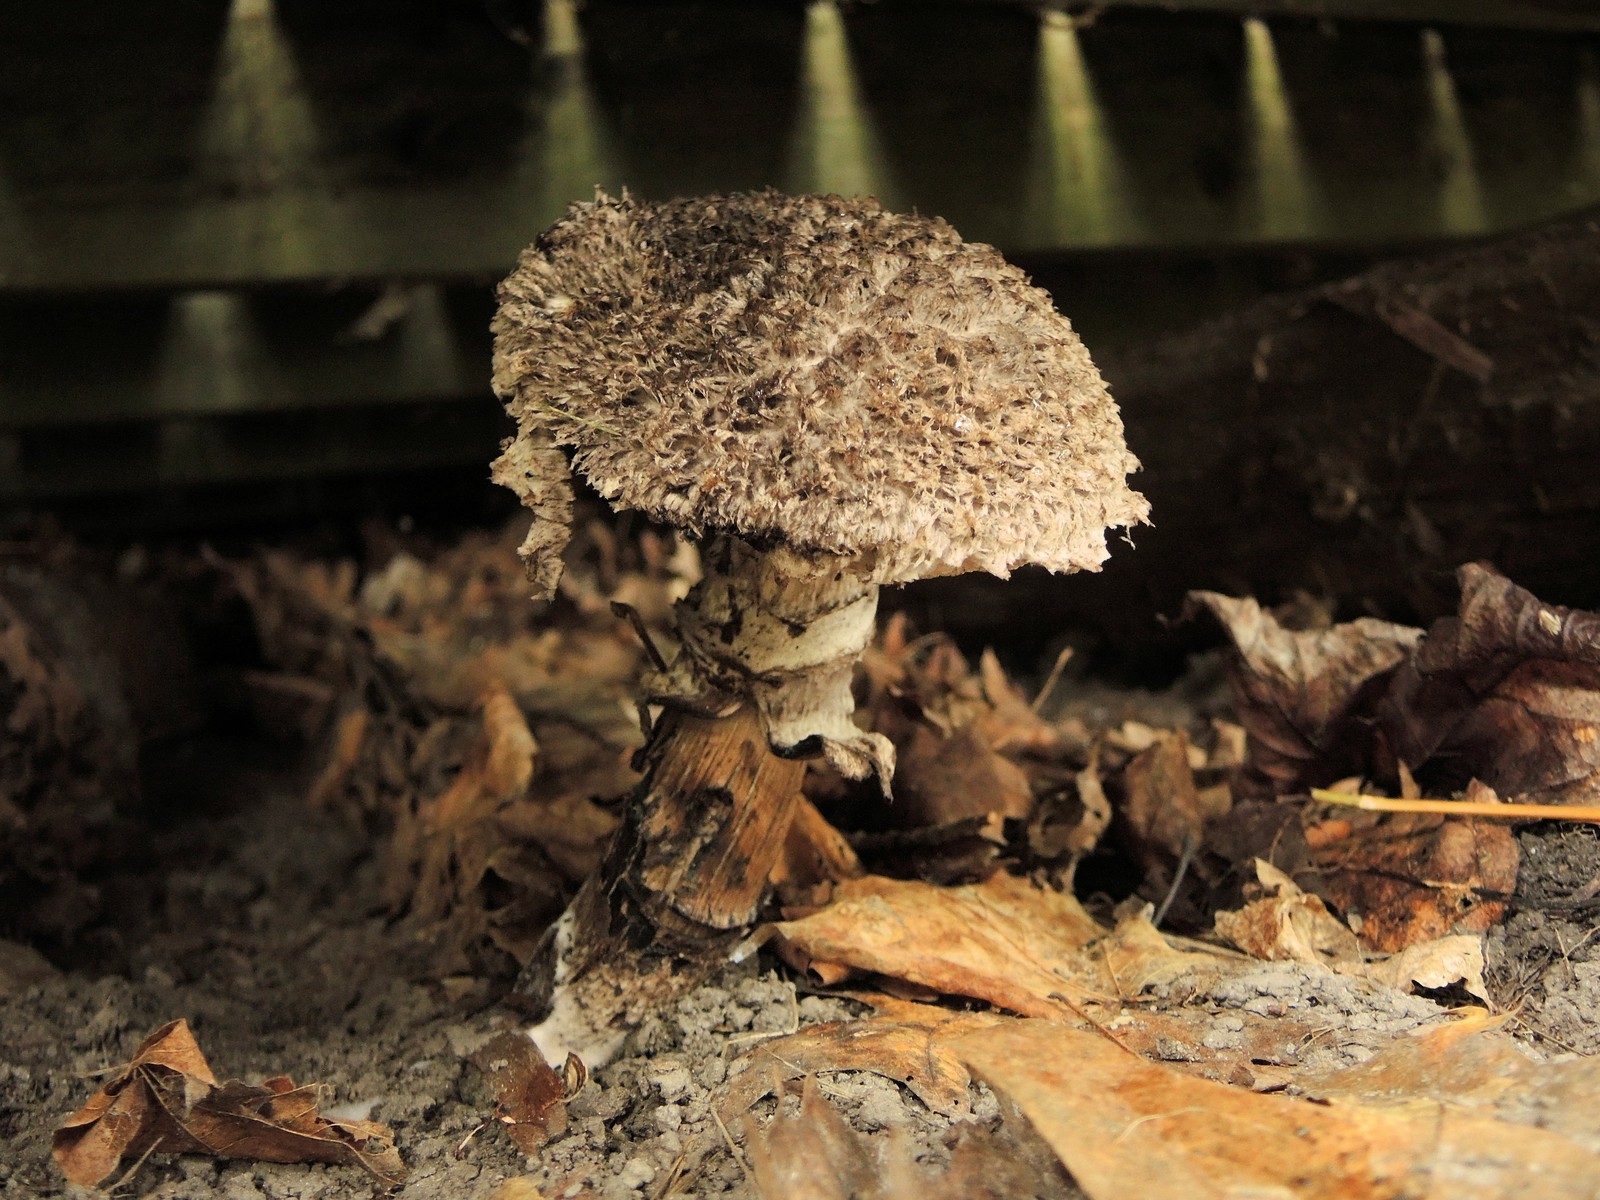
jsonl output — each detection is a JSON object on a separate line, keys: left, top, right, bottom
{"left": 767, "top": 872, "right": 1235, "bottom": 1028}
{"left": 895, "top": 724, "right": 1034, "bottom": 827}
{"left": 1306, "top": 810, "right": 1517, "bottom": 952}
{"left": 1116, "top": 731, "right": 1230, "bottom": 924}
{"left": 1187, "top": 590, "right": 1421, "bottom": 796}
{"left": 1197, "top": 566, "right": 1600, "bottom": 811}
{"left": 1378, "top": 562, "right": 1600, "bottom": 803}
{"left": 222, "top": 520, "right": 683, "bottom": 971}
{"left": 846, "top": 813, "right": 1013, "bottom": 888}
{"left": 719, "top": 1008, "right": 1007, "bottom": 1122}
{"left": 470, "top": 1032, "right": 568, "bottom": 1153}
{"left": 1120, "top": 732, "right": 1211, "bottom": 862}
{"left": 1213, "top": 859, "right": 1362, "bottom": 965}
{"left": 1215, "top": 864, "right": 1489, "bottom": 997}
{"left": 767, "top": 872, "right": 1107, "bottom": 1019}
{"left": 1365, "top": 933, "right": 1487, "bottom": 1000}
{"left": 855, "top": 624, "right": 1087, "bottom": 834}
{"left": 52, "top": 1019, "right": 404, "bottom": 1188}
{"left": 953, "top": 1020, "right": 1600, "bottom": 1200}
{"left": 741, "top": 1073, "right": 1076, "bottom": 1200}
{"left": 1296, "top": 1011, "right": 1600, "bottom": 1127}
{"left": 743, "top": 1076, "right": 882, "bottom": 1200}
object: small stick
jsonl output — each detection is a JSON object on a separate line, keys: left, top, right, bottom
{"left": 1310, "top": 788, "right": 1600, "bottom": 824}
{"left": 1030, "top": 644, "right": 1075, "bottom": 715}
{"left": 1152, "top": 831, "right": 1197, "bottom": 929}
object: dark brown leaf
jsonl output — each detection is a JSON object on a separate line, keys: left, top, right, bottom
{"left": 894, "top": 723, "right": 1034, "bottom": 827}
{"left": 855, "top": 622, "right": 1084, "bottom": 832}
{"left": 1117, "top": 732, "right": 1230, "bottom": 921}
{"left": 1379, "top": 562, "right": 1600, "bottom": 803}
{"left": 1186, "top": 591, "right": 1420, "bottom": 795}
{"left": 1304, "top": 807, "right": 1518, "bottom": 953}
{"left": 470, "top": 1031, "right": 569, "bottom": 1153}
{"left": 52, "top": 1019, "right": 405, "bottom": 1188}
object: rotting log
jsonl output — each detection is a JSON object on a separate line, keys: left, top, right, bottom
{"left": 908, "top": 205, "right": 1600, "bottom": 657}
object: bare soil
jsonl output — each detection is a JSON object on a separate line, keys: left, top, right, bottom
{"left": 0, "top": 739, "right": 1059, "bottom": 1199}
{"left": 1487, "top": 825, "right": 1600, "bottom": 1056}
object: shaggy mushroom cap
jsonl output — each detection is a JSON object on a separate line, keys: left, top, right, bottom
{"left": 492, "top": 190, "right": 1147, "bottom": 594}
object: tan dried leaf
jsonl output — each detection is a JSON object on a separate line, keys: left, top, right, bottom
{"left": 1213, "top": 859, "right": 1362, "bottom": 965}
{"left": 1364, "top": 933, "right": 1487, "bottom": 1001}
{"left": 953, "top": 1021, "right": 1600, "bottom": 1200}
{"left": 767, "top": 872, "right": 1107, "bottom": 1019}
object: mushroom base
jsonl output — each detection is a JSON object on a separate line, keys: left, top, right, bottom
{"left": 523, "top": 704, "right": 808, "bottom": 1067}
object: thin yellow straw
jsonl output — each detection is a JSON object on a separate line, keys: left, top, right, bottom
{"left": 1310, "top": 788, "right": 1600, "bottom": 824}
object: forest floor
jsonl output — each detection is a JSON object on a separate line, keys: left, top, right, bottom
{"left": 7, "top": 531, "right": 1600, "bottom": 1199}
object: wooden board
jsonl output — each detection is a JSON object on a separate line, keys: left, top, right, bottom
{"left": 2, "top": 5, "right": 1596, "bottom": 290}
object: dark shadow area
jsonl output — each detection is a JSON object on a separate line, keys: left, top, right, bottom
{"left": 274, "top": 0, "right": 532, "bottom": 185}
{"left": 579, "top": 0, "right": 807, "bottom": 199}
{"left": 0, "top": 2, "right": 228, "bottom": 201}
{"left": 844, "top": 1, "right": 1038, "bottom": 233}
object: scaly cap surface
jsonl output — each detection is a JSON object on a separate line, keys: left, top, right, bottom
{"left": 492, "top": 190, "right": 1147, "bottom": 595}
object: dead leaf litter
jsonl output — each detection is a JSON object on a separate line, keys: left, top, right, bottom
{"left": 10, "top": 533, "right": 1600, "bottom": 1197}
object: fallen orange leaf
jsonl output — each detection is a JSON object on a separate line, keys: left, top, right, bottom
{"left": 765, "top": 872, "right": 1108, "bottom": 1019}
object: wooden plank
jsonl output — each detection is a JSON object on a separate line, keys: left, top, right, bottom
{"left": 0, "top": 401, "right": 506, "bottom": 500}
{"left": 2, "top": 5, "right": 1596, "bottom": 290}
{"left": 963, "top": 0, "right": 1600, "bottom": 32}
{"left": 0, "top": 243, "right": 1405, "bottom": 433}
{"left": 0, "top": 286, "right": 491, "bottom": 429}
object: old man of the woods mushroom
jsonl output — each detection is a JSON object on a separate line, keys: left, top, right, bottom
{"left": 492, "top": 190, "right": 1147, "bottom": 1064}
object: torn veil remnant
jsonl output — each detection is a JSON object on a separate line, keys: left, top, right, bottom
{"left": 492, "top": 189, "right": 1147, "bottom": 1065}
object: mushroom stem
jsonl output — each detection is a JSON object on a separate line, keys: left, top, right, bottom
{"left": 523, "top": 538, "right": 892, "bottom": 1066}
{"left": 525, "top": 705, "right": 807, "bottom": 1066}
{"left": 652, "top": 537, "right": 894, "bottom": 785}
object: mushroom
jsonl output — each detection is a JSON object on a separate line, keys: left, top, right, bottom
{"left": 492, "top": 190, "right": 1147, "bottom": 1064}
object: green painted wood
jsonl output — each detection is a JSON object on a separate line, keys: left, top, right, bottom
{"left": 2, "top": 4, "right": 1596, "bottom": 290}
{"left": 0, "top": 286, "right": 492, "bottom": 429}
